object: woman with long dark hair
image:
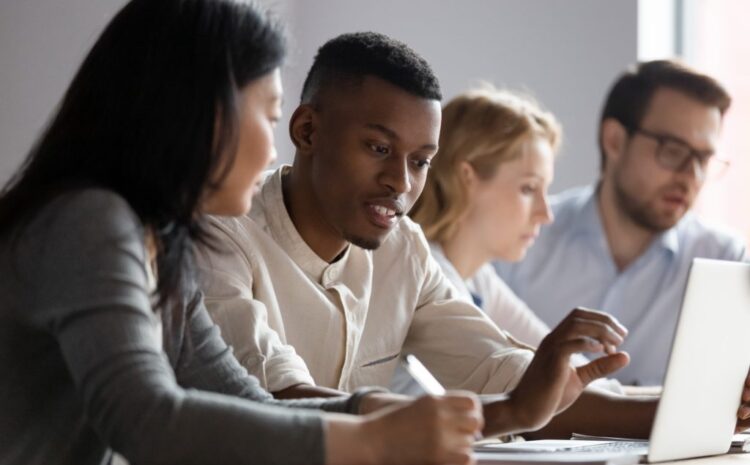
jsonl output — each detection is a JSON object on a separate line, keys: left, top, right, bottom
{"left": 0, "top": 1, "right": 481, "bottom": 464}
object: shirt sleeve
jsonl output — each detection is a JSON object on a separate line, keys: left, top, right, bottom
{"left": 196, "top": 217, "right": 316, "bottom": 392}
{"left": 403, "top": 249, "right": 535, "bottom": 395}
{"left": 173, "top": 290, "right": 356, "bottom": 412}
{"left": 16, "top": 190, "right": 336, "bottom": 465}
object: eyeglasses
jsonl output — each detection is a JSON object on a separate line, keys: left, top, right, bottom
{"left": 629, "top": 127, "right": 730, "bottom": 180}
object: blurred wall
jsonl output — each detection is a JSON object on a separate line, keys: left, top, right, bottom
{"left": 0, "top": 0, "right": 128, "bottom": 186}
{"left": 0, "top": 0, "right": 637, "bottom": 192}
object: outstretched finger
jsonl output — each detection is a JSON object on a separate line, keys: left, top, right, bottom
{"left": 554, "top": 337, "right": 605, "bottom": 356}
{"left": 565, "top": 307, "right": 628, "bottom": 338}
{"left": 575, "top": 352, "right": 630, "bottom": 385}
{"left": 552, "top": 317, "right": 626, "bottom": 349}
{"left": 738, "top": 404, "right": 750, "bottom": 422}
{"left": 736, "top": 417, "right": 750, "bottom": 434}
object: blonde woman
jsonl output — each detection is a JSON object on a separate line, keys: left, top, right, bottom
{"left": 410, "top": 87, "right": 621, "bottom": 392}
{"left": 411, "top": 87, "right": 559, "bottom": 343}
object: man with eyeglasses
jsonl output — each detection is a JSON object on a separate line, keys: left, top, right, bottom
{"left": 496, "top": 60, "right": 747, "bottom": 386}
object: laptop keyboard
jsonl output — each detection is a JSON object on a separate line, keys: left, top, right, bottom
{"left": 570, "top": 441, "right": 649, "bottom": 454}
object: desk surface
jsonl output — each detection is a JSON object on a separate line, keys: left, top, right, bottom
{"left": 475, "top": 452, "right": 750, "bottom": 465}
{"left": 476, "top": 453, "right": 750, "bottom": 465}
{"left": 659, "top": 454, "right": 750, "bottom": 464}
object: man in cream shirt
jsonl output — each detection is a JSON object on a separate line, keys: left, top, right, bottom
{"left": 198, "top": 32, "right": 668, "bottom": 438}
{"left": 204, "top": 166, "right": 531, "bottom": 393}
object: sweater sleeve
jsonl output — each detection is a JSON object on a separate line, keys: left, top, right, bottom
{"left": 16, "top": 189, "right": 342, "bottom": 465}
{"left": 174, "top": 289, "right": 358, "bottom": 413}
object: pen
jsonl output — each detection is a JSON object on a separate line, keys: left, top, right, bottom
{"left": 402, "top": 354, "right": 446, "bottom": 395}
{"left": 402, "top": 354, "right": 483, "bottom": 440}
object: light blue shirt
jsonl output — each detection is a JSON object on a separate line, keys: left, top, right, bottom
{"left": 495, "top": 185, "right": 747, "bottom": 385}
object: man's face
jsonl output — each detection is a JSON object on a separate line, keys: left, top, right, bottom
{"left": 606, "top": 87, "right": 722, "bottom": 232}
{"left": 304, "top": 76, "right": 441, "bottom": 250}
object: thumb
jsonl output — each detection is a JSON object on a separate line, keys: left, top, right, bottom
{"left": 575, "top": 352, "right": 630, "bottom": 385}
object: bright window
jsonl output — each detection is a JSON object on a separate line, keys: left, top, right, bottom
{"left": 639, "top": 0, "right": 749, "bottom": 246}
{"left": 681, "top": 0, "right": 750, "bottom": 246}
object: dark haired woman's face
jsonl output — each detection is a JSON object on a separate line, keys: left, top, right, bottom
{"left": 204, "top": 69, "right": 282, "bottom": 216}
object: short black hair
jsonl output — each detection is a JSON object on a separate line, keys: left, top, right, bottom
{"left": 598, "top": 59, "right": 731, "bottom": 172}
{"left": 300, "top": 31, "right": 442, "bottom": 104}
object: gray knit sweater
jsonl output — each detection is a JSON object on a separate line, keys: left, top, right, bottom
{"left": 0, "top": 189, "right": 355, "bottom": 465}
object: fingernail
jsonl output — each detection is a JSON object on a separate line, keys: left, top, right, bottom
{"left": 740, "top": 405, "right": 750, "bottom": 420}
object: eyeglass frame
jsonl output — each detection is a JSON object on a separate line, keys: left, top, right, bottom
{"left": 625, "top": 125, "right": 730, "bottom": 178}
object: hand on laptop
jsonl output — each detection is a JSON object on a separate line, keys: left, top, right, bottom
{"left": 736, "top": 367, "right": 750, "bottom": 433}
{"left": 505, "top": 307, "right": 630, "bottom": 432}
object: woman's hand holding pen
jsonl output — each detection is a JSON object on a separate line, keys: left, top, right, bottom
{"left": 327, "top": 391, "right": 483, "bottom": 465}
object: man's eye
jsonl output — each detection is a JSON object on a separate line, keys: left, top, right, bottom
{"left": 369, "top": 144, "right": 390, "bottom": 155}
{"left": 413, "top": 158, "right": 431, "bottom": 169}
{"left": 663, "top": 143, "right": 689, "bottom": 159}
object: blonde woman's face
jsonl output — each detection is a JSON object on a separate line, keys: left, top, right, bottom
{"left": 465, "top": 136, "right": 554, "bottom": 262}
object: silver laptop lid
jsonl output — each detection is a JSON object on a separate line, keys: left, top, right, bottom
{"left": 648, "top": 258, "right": 750, "bottom": 462}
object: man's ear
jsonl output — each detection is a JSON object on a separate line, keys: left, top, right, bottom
{"left": 289, "top": 104, "right": 317, "bottom": 154}
{"left": 601, "top": 118, "right": 628, "bottom": 168}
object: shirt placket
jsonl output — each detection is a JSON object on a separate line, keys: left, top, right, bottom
{"left": 321, "top": 265, "right": 364, "bottom": 391}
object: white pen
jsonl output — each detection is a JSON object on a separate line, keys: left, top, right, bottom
{"left": 402, "top": 354, "right": 446, "bottom": 395}
{"left": 402, "top": 353, "right": 484, "bottom": 440}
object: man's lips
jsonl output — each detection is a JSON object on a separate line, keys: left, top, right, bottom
{"left": 365, "top": 199, "right": 405, "bottom": 229}
{"left": 662, "top": 193, "right": 688, "bottom": 208}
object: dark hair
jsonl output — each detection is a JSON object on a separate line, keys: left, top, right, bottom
{"left": 0, "top": 0, "right": 286, "bottom": 307}
{"left": 598, "top": 59, "right": 731, "bottom": 171}
{"left": 300, "top": 31, "right": 442, "bottom": 104}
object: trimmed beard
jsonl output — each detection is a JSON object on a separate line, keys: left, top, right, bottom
{"left": 344, "top": 232, "right": 382, "bottom": 250}
{"left": 613, "top": 177, "right": 683, "bottom": 233}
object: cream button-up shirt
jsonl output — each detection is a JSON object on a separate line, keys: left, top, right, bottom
{"left": 198, "top": 166, "right": 534, "bottom": 393}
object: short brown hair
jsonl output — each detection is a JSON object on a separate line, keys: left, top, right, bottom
{"left": 598, "top": 59, "right": 731, "bottom": 171}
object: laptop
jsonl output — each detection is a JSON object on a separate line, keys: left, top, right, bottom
{"left": 477, "top": 258, "right": 750, "bottom": 463}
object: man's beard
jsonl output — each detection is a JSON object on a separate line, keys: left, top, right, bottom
{"left": 613, "top": 177, "right": 686, "bottom": 233}
{"left": 344, "top": 232, "right": 382, "bottom": 251}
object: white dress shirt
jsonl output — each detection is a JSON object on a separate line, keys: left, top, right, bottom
{"left": 198, "top": 166, "right": 534, "bottom": 393}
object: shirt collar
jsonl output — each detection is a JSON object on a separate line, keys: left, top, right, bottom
{"left": 656, "top": 224, "right": 680, "bottom": 255}
{"left": 260, "top": 165, "right": 351, "bottom": 282}
{"left": 571, "top": 184, "right": 679, "bottom": 256}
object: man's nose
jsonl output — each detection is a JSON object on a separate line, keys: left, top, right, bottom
{"left": 381, "top": 157, "right": 412, "bottom": 194}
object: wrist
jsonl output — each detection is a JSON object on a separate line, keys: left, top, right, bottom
{"left": 482, "top": 394, "right": 531, "bottom": 437}
{"left": 324, "top": 414, "right": 379, "bottom": 465}
{"left": 347, "top": 386, "right": 390, "bottom": 414}
{"left": 357, "top": 391, "right": 411, "bottom": 415}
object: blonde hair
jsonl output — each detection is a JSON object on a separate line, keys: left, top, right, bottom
{"left": 411, "top": 85, "right": 562, "bottom": 243}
